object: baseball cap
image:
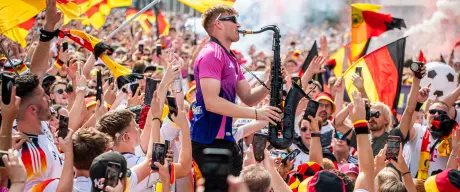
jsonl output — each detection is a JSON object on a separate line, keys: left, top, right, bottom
{"left": 425, "top": 168, "right": 460, "bottom": 192}
{"left": 298, "top": 170, "right": 346, "bottom": 192}
{"left": 339, "top": 163, "right": 359, "bottom": 176}
{"left": 314, "top": 92, "right": 336, "bottom": 114}
{"left": 144, "top": 65, "right": 157, "bottom": 73}
{"left": 90, "top": 151, "right": 128, "bottom": 191}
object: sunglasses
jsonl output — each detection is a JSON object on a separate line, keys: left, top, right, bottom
{"left": 334, "top": 131, "right": 351, "bottom": 145}
{"left": 454, "top": 103, "right": 460, "bottom": 107}
{"left": 429, "top": 109, "right": 447, "bottom": 116}
{"left": 369, "top": 111, "right": 380, "bottom": 119}
{"left": 218, "top": 15, "right": 238, "bottom": 24}
{"left": 55, "top": 89, "right": 65, "bottom": 94}
{"left": 300, "top": 127, "right": 309, "bottom": 132}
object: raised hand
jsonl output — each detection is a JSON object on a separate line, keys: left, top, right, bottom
{"left": 171, "top": 108, "right": 189, "bottom": 131}
{"left": 127, "top": 86, "right": 144, "bottom": 107}
{"left": 1, "top": 86, "right": 21, "bottom": 123}
{"left": 243, "top": 144, "right": 257, "bottom": 167}
{"left": 351, "top": 73, "right": 364, "bottom": 90}
{"left": 256, "top": 105, "right": 282, "bottom": 125}
{"left": 1, "top": 149, "right": 26, "bottom": 184}
{"left": 389, "top": 143, "right": 410, "bottom": 175}
{"left": 319, "top": 36, "right": 329, "bottom": 58}
{"left": 11, "top": 132, "right": 31, "bottom": 150}
{"left": 306, "top": 56, "right": 327, "bottom": 75}
{"left": 57, "top": 129, "right": 74, "bottom": 154}
{"left": 103, "top": 82, "right": 117, "bottom": 105}
{"left": 417, "top": 83, "right": 431, "bottom": 103}
{"left": 149, "top": 91, "right": 163, "bottom": 119}
{"left": 349, "top": 91, "right": 366, "bottom": 122}
{"left": 44, "top": 0, "right": 63, "bottom": 31}
{"left": 161, "top": 58, "right": 181, "bottom": 87}
{"left": 334, "top": 77, "right": 345, "bottom": 91}
{"left": 308, "top": 115, "right": 321, "bottom": 133}
{"left": 374, "top": 144, "right": 390, "bottom": 175}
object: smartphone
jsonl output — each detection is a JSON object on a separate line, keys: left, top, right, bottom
{"left": 143, "top": 78, "right": 158, "bottom": 105}
{"left": 104, "top": 77, "right": 113, "bottom": 84}
{"left": 303, "top": 100, "right": 319, "bottom": 121}
{"left": 282, "top": 149, "right": 301, "bottom": 164}
{"left": 62, "top": 42, "right": 69, "bottom": 52}
{"left": 365, "top": 103, "right": 371, "bottom": 120}
{"left": 151, "top": 143, "right": 166, "bottom": 171}
{"left": 57, "top": 115, "right": 69, "bottom": 139}
{"left": 129, "top": 83, "right": 139, "bottom": 97}
{"left": 202, "top": 148, "right": 232, "bottom": 192}
{"left": 166, "top": 96, "right": 178, "bottom": 117}
{"left": 164, "top": 140, "right": 170, "bottom": 158}
{"left": 156, "top": 44, "right": 162, "bottom": 56}
{"left": 355, "top": 66, "right": 362, "bottom": 77}
{"left": 105, "top": 162, "right": 121, "bottom": 188}
{"left": 2, "top": 73, "right": 15, "bottom": 105}
{"left": 252, "top": 133, "right": 268, "bottom": 162}
{"left": 96, "top": 70, "right": 102, "bottom": 102}
{"left": 386, "top": 136, "right": 401, "bottom": 161}
{"left": 138, "top": 44, "right": 144, "bottom": 53}
{"left": 0, "top": 150, "right": 7, "bottom": 167}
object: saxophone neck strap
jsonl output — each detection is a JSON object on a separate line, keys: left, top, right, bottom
{"left": 209, "top": 36, "right": 270, "bottom": 90}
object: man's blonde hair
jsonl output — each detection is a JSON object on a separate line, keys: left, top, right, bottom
{"left": 202, "top": 4, "right": 238, "bottom": 34}
{"left": 371, "top": 101, "right": 393, "bottom": 132}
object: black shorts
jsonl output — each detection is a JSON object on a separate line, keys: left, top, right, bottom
{"left": 192, "top": 139, "right": 243, "bottom": 176}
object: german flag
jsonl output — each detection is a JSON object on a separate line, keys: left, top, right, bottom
{"left": 0, "top": 0, "right": 82, "bottom": 33}
{"left": 298, "top": 41, "right": 318, "bottom": 78}
{"left": 326, "top": 43, "right": 351, "bottom": 77}
{"left": 3, "top": 17, "right": 35, "bottom": 48}
{"left": 343, "top": 37, "right": 406, "bottom": 109}
{"left": 155, "top": 9, "right": 170, "bottom": 36}
{"left": 81, "top": 0, "right": 108, "bottom": 29}
{"left": 126, "top": 8, "right": 154, "bottom": 33}
{"left": 351, "top": 4, "right": 406, "bottom": 62}
{"left": 178, "top": 0, "right": 235, "bottom": 13}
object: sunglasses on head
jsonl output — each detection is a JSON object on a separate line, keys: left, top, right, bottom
{"left": 429, "top": 109, "right": 447, "bottom": 116}
{"left": 218, "top": 15, "right": 238, "bottom": 24}
{"left": 369, "top": 111, "right": 380, "bottom": 119}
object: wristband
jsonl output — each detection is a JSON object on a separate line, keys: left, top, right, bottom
{"left": 354, "top": 122, "right": 370, "bottom": 135}
{"left": 54, "top": 59, "right": 64, "bottom": 69}
{"left": 415, "top": 102, "right": 423, "bottom": 112}
{"left": 255, "top": 108, "right": 258, "bottom": 120}
{"left": 311, "top": 132, "right": 321, "bottom": 138}
{"left": 352, "top": 120, "right": 367, "bottom": 125}
{"left": 402, "top": 171, "right": 411, "bottom": 177}
{"left": 106, "top": 103, "right": 112, "bottom": 111}
{"left": 152, "top": 117, "right": 162, "bottom": 126}
{"left": 169, "top": 162, "right": 176, "bottom": 184}
{"left": 39, "top": 29, "right": 59, "bottom": 42}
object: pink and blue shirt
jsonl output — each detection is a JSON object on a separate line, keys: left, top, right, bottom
{"left": 191, "top": 37, "right": 245, "bottom": 144}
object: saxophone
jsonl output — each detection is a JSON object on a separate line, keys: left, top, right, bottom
{"left": 239, "top": 26, "right": 308, "bottom": 149}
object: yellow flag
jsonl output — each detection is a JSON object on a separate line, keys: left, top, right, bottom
{"left": 0, "top": 0, "right": 43, "bottom": 34}
{"left": 178, "top": 0, "right": 235, "bottom": 13}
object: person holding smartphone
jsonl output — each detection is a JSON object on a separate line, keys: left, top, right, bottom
{"left": 191, "top": 4, "right": 281, "bottom": 177}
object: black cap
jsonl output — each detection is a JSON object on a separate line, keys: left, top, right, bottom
{"left": 144, "top": 65, "right": 157, "bottom": 73}
{"left": 90, "top": 151, "right": 128, "bottom": 191}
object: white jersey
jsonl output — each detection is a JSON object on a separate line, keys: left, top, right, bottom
{"left": 403, "top": 123, "right": 449, "bottom": 177}
{"left": 38, "top": 172, "right": 139, "bottom": 192}
{"left": 20, "top": 121, "right": 63, "bottom": 192}
{"left": 289, "top": 144, "right": 310, "bottom": 169}
{"left": 123, "top": 153, "right": 159, "bottom": 191}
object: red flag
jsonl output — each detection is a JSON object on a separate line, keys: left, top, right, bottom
{"left": 418, "top": 50, "right": 427, "bottom": 63}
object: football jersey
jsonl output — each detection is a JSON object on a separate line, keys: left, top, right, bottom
{"left": 20, "top": 121, "right": 63, "bottom": 192}
{"left": 122, "top": 153, "right": 159, "bottom": 192}
{"left": 36, "top": 172, "right": 139, "bottom": 192}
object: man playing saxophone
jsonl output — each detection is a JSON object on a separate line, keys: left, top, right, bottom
{"left": 191, "top": 4, "right": 281, "bottom": 176}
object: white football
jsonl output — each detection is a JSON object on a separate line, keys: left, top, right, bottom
{"left": 420, "top": 62, "right": 457, "bottom": 100}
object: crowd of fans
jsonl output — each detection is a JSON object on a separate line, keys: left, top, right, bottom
{"left": 0, "top": 1, "right": 460, "bottom": 192}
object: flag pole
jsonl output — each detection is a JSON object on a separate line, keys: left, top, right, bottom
{"left": 104, "top": 0, "right": 161, "bottom": 41}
